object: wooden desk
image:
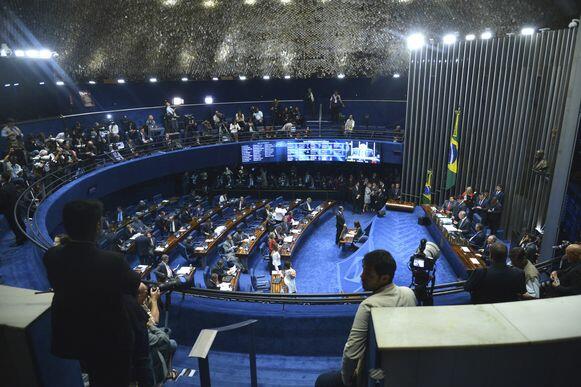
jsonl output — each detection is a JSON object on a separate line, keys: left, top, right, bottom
{"left": 191, "top": 199, "right": 269, "bottom": 256}
{"left": 133, "top": 264, "right": 152, "bottom": 279}
{"left": 422, "top": 205, "right": 485, "bottom": 277}
{"left": 218, "top": 267, "right": 241, "bottom": 291}
{"left": 280, "top": 200, "right": 335, "bottom": 258}
{"left": 386, "top": 200, "right": 416, "bottom": 212}
{"left": 236, "top": 199, "right": 301, "bottom": 257}
{"left": 339, "top": 228, "right": 357, "bottom": 246}
{"left": 270, "top": 271, "right": 285, "bottom": 293}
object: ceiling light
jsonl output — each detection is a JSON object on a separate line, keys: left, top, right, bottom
{"left": 393, "top": 73, "right": 400, "bottom": 78}
{"left": 25, "top": 49, "right": 39, "bottom": 58}
{"left": 3, "top": 84, "right": 10, "bottom": 87}
{"left": 521, "top": 27, "right": 535, "bottom": 36}
{"left": 465, "top": 34, "right": 476, "bottom": 41}
{"left": 244, "top": 0, "right": 256, "bottom": 4}
{"left": 38, "top": 49, "right": 52, "bottom": 59}
{"left": 569, "top": 19, "right": 579, "bottom": 29}
{"left": 337, "top": 73, "right": 345, "bottom": 79}
{"left": 117, "top": 79, "right": 125, "bottom": 84}
{"left": 280, "top": 0, "right": 292, "bottom": 3}
{"left": 212, "top": 77, "right": 219, "bottom": 81}
{"left": 39, "top": 81, "right": 45, "bottom": 85}
{"left": 163, "top": 0, "right": 178, "bottom": 6}
{"left": 13, "top": 83, "right": 19, "bottom": 86}
{"left": 239, "top": 75, "right": 247, "bottom": 80}
{"left": 14, "top": 50, "right": 25, "bottom": 57}
{"left": 443, "top": 34, "right": 457, "bottom": 45}
{"left": 406, "top": 33, "right": 425, "bottom": 50}
{"left": 181, "top": 77, "right": 188, "bottom": 81}
{"left": 204, "top": 96, "right": 214, "bottom": 104}
{"left": 284, "top": 75, "right": 291, "bottom": 79}
{"left": 262, "top": 75, "right": 270, "bottom": 80}
{"left": 173, "top": 97, "right": 184, "bottom": 105}
{"left": 149, "top": 77, "right": 158, "bottom": 83}
{"left": 89, "top": 80, "right": 96, "bottom": 84}
{"left": 481, "top": 31, "right": 493, "bottom": 40}
{"left": 106, "top": 114, "right": 112, "bottom": 119}
{"left": 203, "top": 0, "right": 216, "bottom": 7}
{"left": 56, "top": 81, "right": 65, "bottom": 86}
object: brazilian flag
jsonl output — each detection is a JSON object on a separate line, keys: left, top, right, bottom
{"left": 420, "top": 169, "right": 433, "bottom": 204}
{"left": 445, "top": 109, "right": 461, "bottom": 190}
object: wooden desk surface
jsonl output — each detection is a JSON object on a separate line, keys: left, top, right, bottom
{"left": 339, "top": 228, "right": 357, "bottom": 245}
{"left": 422, "top": 205, "right": 485, "bottom": 270}
{"left": 191, "top": 199, "right": 268, "bottom": 256}
{"left": 386, "top": 200, "right": 416, "bottom": 212}
{"left": 270, "top": 272, "right": 285, "bottom": 293}
{"left": 280, "top": 200, "right": 335, "bottom": 258}
{"left": 218, "top": 268, "right": 241, "bottom": 291}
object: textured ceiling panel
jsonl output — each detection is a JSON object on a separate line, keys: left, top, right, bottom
{"left": 1, "top": 0, "right": 579, "bottom": 81}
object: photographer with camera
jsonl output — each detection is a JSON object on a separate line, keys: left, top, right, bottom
{"left": 409, "top": 239, "right": 440, "bottom": 305}
{"left": 549, "top": 244, "right": 581, "bottom": 297}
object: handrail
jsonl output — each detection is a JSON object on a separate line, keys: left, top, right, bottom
{"left": 190, "top": 319, "right": 259, "bottom": 387}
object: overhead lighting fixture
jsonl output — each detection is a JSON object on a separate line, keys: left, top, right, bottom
{"left": 337, "top": 73, "right": 345, "bottom": 79}
{"left": 212, "top": 77, "right": 219, "bottom": 81}
{"left": 38, "top": 49, "right": 53, "bottom": 59}
{"left": 393, "top": 73, "right": 400, "bottom": 78}
{"left": 465, "top": 34, "right": 476, "bottom": 41}
{"left": 244, "top": 0, "right": 256, "bottom": 4}
{"left": 181, "top": 77, "right": 188, "bottom": 82}
{"left": 13, "top": 83, "right": 19, "bottom": 86}
{"left": 280, "top": 0, "right": 291, "bottom": 3}
{"left": 203, "top": 0, "right": 216, "bottom": 7}
{"left": 406, "top": 33, "right": 425, "bottom": 50}
{"left": 262, "top": 75, "right": 270, "bottom": 80}
{"left": 163, "top": 0, "right": 178, "bottom": 6}
{"left": 149, "top": 77, "right": 158, "bottom": 83}
{"left": 442, "top": 34, "right": 457, "bottom": 45}
{"left": 56, "top": 81, "right": 65, "bottom": 86}
{"left": 14, "top": 50, "right": 25, "bottom": 57}
{"left": 239, "top": 75, "right": 247, "bottom": 80}
{"left": 521, "top": 27, "right": 535, "bottom": 36}
{"left": 106, "top": 114, "right": 112, "bottom": 119}
{"left": 25, "top": 49, "right": 39, "bottom": 58}
{"left": 39, "top": 81, "right": 45, "bottom": 85}
{"left": 4, "top": 84, "right": 10, "bottom": 87}
{"left": 284, "top": 75, "right": 291, "bottom": 79}
{"left": 89, "top": 80, "right": 96, "bottom": 85}
{"left": 172, "top": 97, "right": 184, "bottom": 105}
{"left": 481, "top": 30, "right": 493, "bottom": 40}
{"left": 204, "top": 96, "right": 214, "bottom": 104}
{"left": 117, "top": 79, "right": 125, "bottom": 84}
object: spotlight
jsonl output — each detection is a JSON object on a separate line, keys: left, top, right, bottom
{"left": 89, "top": 80, "right": 96, "bottom": 85}
{"left": 163, "top": 0, "right": 178, "bottom": 5}
{"left": 181, "top": 77, "right": 188, "bottom": 81}
{"left": 204, "top": 96, "right": 214, "bottom": 104}
{"left": 465, "top": 34, "right": 476, "bottom": 41}
{"left": 262, "top": 75, "right": 270, "bottom": 80}
{"left": 14, "top": 50, "right": 25, "bottom": 57}
{"left": 106, "top": 114, "right": 112, "bottom": 119}
{"left": 117, "top": 79, "right": 125, "bottom": 84}
{"left": 393, "top": 73, "right": 400, "bottom": 78}
{"left": 149, "top": 77, "right": 158, "bottom": 83}
{"left": 406, "top": 33, "right": 425, "bottom": 50}
{"left": 56, "top": 81, "right": 65, "bottom": 86}
{"left": 569, "top": 19, "right": 579, "bottom": 28}
{"left": 212, "top": 77, "right": 219, "bottom": 81}
{"left": 25, "top": 49, "right": 39, "bottom": 58}
{"left": 284, "top": 75, "right": 291, "bottom": 79}
{"left": 203, "top": 0, "right": 216, "bottom": 7}
{"left": 172, "top": 97, "right": 184, "bottom": 105}
{"left": 442, "top": 34, "right": 457, "bottom": 45}
{"left": 244, "top": 0, "right": 256, "bottom": 4}
{"left": 38, "top": 49, "right": 52, "bottom": 59}
{"left": 13, "top": 83, "right": 19, "bottom": 86}
{"left": 280, "top": 0, "right": 292, "bottom": 3}
{"left": 481, "top": 31, "right": 493, "bottom": 40}
{"left": 39, "top": 81, "right": 45, "bottom": 85}
{"left": 337, "top": 73, "right": 345, "bottom": 79}
{"left": 3, "top": 84, "right": 10, "bottom": 87}
{"left": 521, "top": 27, "right": 535, "bottom": 36}
{"left": 239, "top": 75, "right": 247, "bottom": 80}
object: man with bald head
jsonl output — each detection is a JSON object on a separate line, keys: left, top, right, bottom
{"left": 550, "top": 244, "right": 581, "bottom": 296}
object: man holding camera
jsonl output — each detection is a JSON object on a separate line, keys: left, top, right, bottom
{"left": 550, "top": 244, "right": 581, "bottom": 296}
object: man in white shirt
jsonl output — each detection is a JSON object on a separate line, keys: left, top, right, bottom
{"left": 316, "top": 250, "right": 417, "bottom": 387}
{"left": 108, "top": 121, "right": 119, "bottom": 142}
{"left": 344, "top": 115, "right": 355, "bottom": 136}
{"left": 154, "top": 254, "right": 174, "bottom": 282}
{"left": 252, "top": 107, "right": 264, "bottom": 129}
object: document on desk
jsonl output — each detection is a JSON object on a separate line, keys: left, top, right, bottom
{"left": 461, "top": 246, "right": 471, "bottom": 252}
{"left": 291, "top": 220, "right": 299, "bottom": 226}
{"left": 130, "top": 233, "right": 143, "bottom": 240}
{"left": 176, "top": 267, "right": 192, "bottom": 276}
{"left": 134, "top": 265, "right": 148, "bottom": 272}
{"left": 290, "top": 229, "right": 300, "bottom": 234}
{"left": 435, "top": 213, "right": 445, "bottom": 218}
{"left": 443, "top": 224, "right": 458, "bottom": 232}
{"left": 219, "top": 283, "right": 232, "bottom": 291}
{"left": 195, "top": 246, "right": 204, "bottom": 251}
{"left": 440, "top": 218, "right": 453, "bottom": 225}
{"left": 284, "top": 236, "right": 294, "bottom": 243}
{"left": 155, "top": 246, "right": 164, "bottom": 252}
{"left": 470, "top": 258, "right": 480, "bottom": 265}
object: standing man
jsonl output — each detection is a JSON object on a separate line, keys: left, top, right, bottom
{"left": 335, "top": 206, "right": 346, "bottom": 245}
{"left": 329, "top": 90, "right": 344, "bottom": 126}
{"left": 304, "top": 88, "right": 316, "bottom": 119}
{"left": 0, "top": 172, "right": 26, "bottom": 246}
{"left": 486, "top": 197, "right": 503, "bottom": 236}
{"left": 315, "top": 250, "right": 417, "bottom": 386}
{"left": 43, "top": 200, "right": 141, "bottom": 387}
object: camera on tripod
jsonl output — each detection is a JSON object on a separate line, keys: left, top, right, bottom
{"left": 409, "top": 239, "right": 441, "bottom": 305}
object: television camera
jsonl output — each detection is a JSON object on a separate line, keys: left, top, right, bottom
{"left": 408, "top": 239, "right": 440, "bottom": 305}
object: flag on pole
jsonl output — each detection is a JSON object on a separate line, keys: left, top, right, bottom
{"left": 420, "top": 169, "right": 433, "bottom": 204}
{"left": 445, "top": 109, "right": 461, "bottom": 190}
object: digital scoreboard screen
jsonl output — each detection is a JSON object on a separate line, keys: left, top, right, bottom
{"left": 241, "top": 140, "right": 381, "bottom": 164}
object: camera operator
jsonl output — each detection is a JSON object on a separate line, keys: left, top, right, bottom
{"left": 549, "top": 244, "right": 581, "bottom": 297}
{"left": 410, "top": 239, "right": 440, "bottom": 305}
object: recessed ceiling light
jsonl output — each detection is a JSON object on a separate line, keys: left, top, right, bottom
{"left": 149, "top": 77, "right": 158, "bottom": 83}
{"left": 465, "top": 34, "right": 476, "bottom": 41}
{"left": 263, "top": 75, "right": 270, "bottom": 80}
{"left": 56, "top": 81, "right": 65, "bottom": 86}
{"left": 212, "top": 77, "right": 219, "bottom": 81}
{"left": 89, "top": 80, "right": 96, "bottom": 84}
{"left": 284, "top": 75, "right": 291, "bottom": 79}
{"left": 337, "top": 73, "right": 345, "bottom": 79}
{"left": 117, "top": 79, "right": 125, "bottom": 84}
{"left": 239, "top": 75, "right": 247, "bottom": 80}
{"left": 406, "top": 33, "right": 425, "bottom": 50}
{"left": 521, "top": 27, "right": 535, "bottom": 36}
{"left": 481, "top": 31, "right": 493, "bottom": 40}
{"left": 393, "top": 73, "right": 400, "bottom": 78}
{"left": 181, "top": 77, "right": 188, "bottom": 81}
{"left": 443, "top": 34, "right": 457, "bottom": 45}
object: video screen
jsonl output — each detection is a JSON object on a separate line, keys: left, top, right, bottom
{"left": 241, "top": 140, "right": 381, "bottom": 164}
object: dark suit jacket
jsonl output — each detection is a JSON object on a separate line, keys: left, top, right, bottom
{"left": 555, "top": 261, "right": 581, "bottom": 296}
{"left": 468, "top": 231, "right": 486, "bottom": 249}
{"left": 336, "top": 212, "right": 345, "bottom": 229}
{"left": 154, "top": 262, "right": 174, "bottom": 283}
{"left": 43, "top": 242, "right": 140, "bottom": 359}
{"left": 134, "top": 234, "right": 153, "bottom": 256}
{"left": 492, "top": 191, "right": 505, "bottom": 204}
{"left": 457, "top": 218, "right": 471, "bottom": 236}
{"left": 464, "top": 263, "right": 526, "bottom": 304}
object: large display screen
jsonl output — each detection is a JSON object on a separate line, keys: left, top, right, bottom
{"left": 241, "top": 140, "right": 381, "bottom": 164}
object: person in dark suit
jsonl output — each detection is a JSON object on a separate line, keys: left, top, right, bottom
{"left": 468, "top": 223, "right": 486, "bottom": 250}
{"left": 200, "top": 220, "right": 213, "bottom": 237}
{"left": 192, "top": 204, "right": 205, "bottom": 219}
{"left": 154, "top": 254, "right": 174, "bottom": 283}
{"left": 486, "top": 197, "right": 503, "bottom": 236}
{"left": 472, "top": 192, "right": 490, "bottom": 223}
{"left": 0, "top": 172, "right": 26, "bottom": 245}
{"left": 336, "top": 206, "right": 346, "bottom": 245}
{"left": 43, "top": 200, "right": 141, "bottom": 387}
{"left": 179, "top": 207, "right": 192, "bottom": 223}
{"left": 492, "top": 184, "right": 505, "bottom": 205}
{"left": 134, "top": 231, "right": 154, "bottom": 265}
{"left": 550, "top": 244, "right": 581, "bottom": 296}
{"left": 299, "top": 197, "right": 313, "bottom": 213}
{"left": 442, "top": 196, "right": 458, "bottom": 217}
{"left": 136, "top": 200, "right": 148, "bottom": 213}
{"left": 464, "top": 242, "right": 526, "bottom": 304}
{"left": 206, "top": 273, "right": 220, "bottom": 289}
{"left": 453, "top": 211, "right": 471, "bottom": 237}
{"left": 155, "top": 211, "right": 168, "bottom": 235}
